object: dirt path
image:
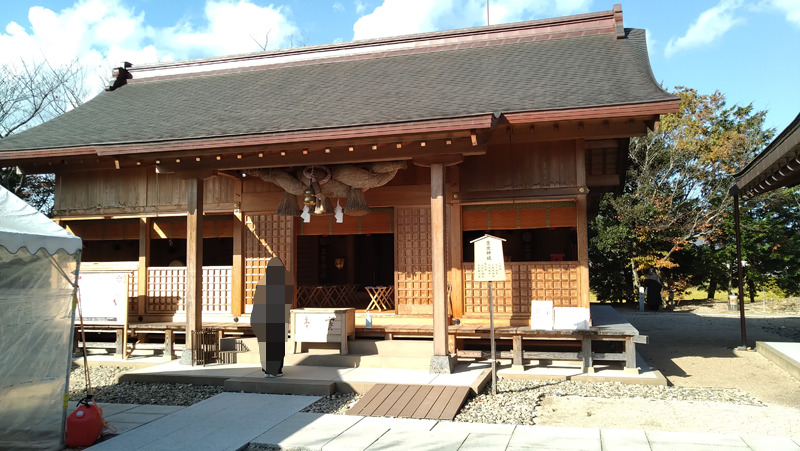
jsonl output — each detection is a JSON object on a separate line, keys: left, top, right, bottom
{"left": 536, "top": 302, "right": 800, "bottom": 436}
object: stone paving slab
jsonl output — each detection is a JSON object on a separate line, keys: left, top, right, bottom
{"left": 508, "top": 425, "right": 601, "bottom": 451}
{"left": 251, "top": 411, "right": 362, "bottom": 450}
{"left": 459, "top": 433, "right": 514, "bottom": 451}
{"left": 740, "top": 434, "right": 800, "bottom": 451}
{"left": 430, "top": 420, "right": 515, "bottom": 435}
{"left": 91, "top": 393, "right": 317, "bottom": 450}
{"left": 366, "top": 427, "right": 469, "bottom": 450}
{"left": 600, "top": 428, "right": 651, "bottom": 451}
{"left": 645, "top": 430, "right": 750, "bottom": 451}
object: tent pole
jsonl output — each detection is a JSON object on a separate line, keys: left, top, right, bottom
{"left": 61, "top": 257, "right": 81, "bottom": 447}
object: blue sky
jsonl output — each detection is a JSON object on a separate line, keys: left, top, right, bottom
{"left": 1, "top": 0, "right": 798, "bottom": 134}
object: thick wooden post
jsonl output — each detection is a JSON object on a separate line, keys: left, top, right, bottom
{"left": 137, "top": 218, "right": 150, "bottom": 318}
{"left": 430, "top": 163, "right": 451, "bottom": 372}
{"left": 576, "top": 139, "right": 590, "bottom": 308}
{"left": 733, "top": 193, "right": 748, "bottom": 349}
{"left": 184, "top": 178, "right": 204, "bottom": 362}
{"left": 447, "top": 166, "right": 463, "bottom": 321}
{"left": 231, "top": 179, "right": 244, "bottom": 318}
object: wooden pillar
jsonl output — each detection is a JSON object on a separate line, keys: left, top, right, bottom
{"left": 414, "top": 153, "right": 463, "bottom": 373}
{"left": 733, "top": 192, "right": 748, "bottom": 348}
{"left": 137, "top": 218, "right": 150, "bottom": 318}
{"left": 232, "top": 179, "right": 244, "bottom": 318}
{"left": 576, "top": 139, "right": 590, "bottom": 308}
{"left": 185, "top": 178, "right": 204, "bottom": 355}
{"left": 431, "top": 163, "right": 448, "bottom": 358}
{"left": 447, "top": 166, "right": 463, "bottom": 321}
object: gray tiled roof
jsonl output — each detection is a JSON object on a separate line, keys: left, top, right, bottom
{"left": 0, "top": 28, "right": 673, "bottom": 152}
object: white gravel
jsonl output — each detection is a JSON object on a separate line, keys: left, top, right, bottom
{"left": 70, "top": 365, "right": 762, "bottom": 426}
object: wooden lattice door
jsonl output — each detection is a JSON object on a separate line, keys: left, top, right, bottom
{"left": 394, "top": 207, "right": 433, "bottom": 315}
{"left": 244, "top": 214, "right": 294, "bottom": 305}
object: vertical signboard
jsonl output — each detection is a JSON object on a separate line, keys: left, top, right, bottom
{"left": 470, "top": 234, "right": 506, "bottom": 395}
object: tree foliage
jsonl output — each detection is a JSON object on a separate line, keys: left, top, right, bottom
{"left": 590, "top": 87, "right": 774, "bottom": 301}
{"left": 1, "top": 58, "right": 90, "bottom": 215}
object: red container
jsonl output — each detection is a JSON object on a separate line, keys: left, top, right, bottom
{"left": 66, "top": 403, "right": 104, "bottom": 448}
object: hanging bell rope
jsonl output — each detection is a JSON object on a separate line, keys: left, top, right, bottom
{"left": 303, "top": 166, "right": 333, "bottom": 215}
{"left": 344, "top": 187, "right": 370, "bottom": 216}
{"left": 332, "top": 161, "right": 406, "bottom": 190}
{"left": 277, "top": 191, "right": 302, "bottom": 216}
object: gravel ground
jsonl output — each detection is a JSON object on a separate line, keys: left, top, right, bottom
{"left": 70, "top": 301, "right": 800, "bottom": 436}
{"left": 69, "top": 366, "right": 763, "bottom": 426}
{"left": 68, "top": 365, "right": 223, "bottom": 406}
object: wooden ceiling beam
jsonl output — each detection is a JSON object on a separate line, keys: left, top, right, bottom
{"left": 155, "top": 140, "right": 486, "bottom": 174}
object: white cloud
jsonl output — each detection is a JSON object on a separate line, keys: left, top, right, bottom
{"left": 768, "top": 0, "right": 800, "bottom": 26}
{"left": 352, "top": 0, "right": 591, "bottom": 40}
{"left": 153, "top": 1, "right": 299, "bottom": 58}
{"left": 354, "top": 1, "right": 368, "bottom": 15}
{"left": 0, "top": 0, "right": 299, "bottom": 97}
{"left": 665, "top": 0, "right": 744, "bottom": 57}
{"left": 333, "top": 2, "right": 345, "bottom": 13}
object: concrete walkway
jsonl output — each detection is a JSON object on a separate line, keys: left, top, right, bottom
{"left": 80, "top": 340, "right": 800, "bottom": 450}
{"left": 90, "top": 392, "right": 800, "bottom": 450}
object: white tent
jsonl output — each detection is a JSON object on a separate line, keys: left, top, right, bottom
{"left": 0, "top": 185, "right": 82, "bottom": 450}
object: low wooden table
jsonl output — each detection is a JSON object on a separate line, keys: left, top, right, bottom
{"left": 365, "top": 286, "right": 394, "bottom": 311}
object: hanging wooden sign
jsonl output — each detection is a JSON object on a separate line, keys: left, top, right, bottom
{"left": 471, "top": 234, "right": 506, "bottom": 282}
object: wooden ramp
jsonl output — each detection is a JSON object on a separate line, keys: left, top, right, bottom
{"left": 346, "top": 384, "right": 471, "bottom": 421}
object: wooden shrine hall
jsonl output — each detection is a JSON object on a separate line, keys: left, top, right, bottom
{"left": 0, "top": 5, "right": 677, "bottom": 372}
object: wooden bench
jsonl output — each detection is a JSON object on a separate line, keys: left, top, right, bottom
{"left": 75, "top": 322, "right": 252, "bottom": 361}
{"left": 357, "top": 305, "right": 646, "bottom": 374}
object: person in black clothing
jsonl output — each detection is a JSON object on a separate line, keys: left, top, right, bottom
{"left": 642, "top": 269, "right": 663, "bottom": 311}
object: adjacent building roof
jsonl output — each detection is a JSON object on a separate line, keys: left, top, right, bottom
{"left": 0, "top": 6, "right": 675, "bottom": 158}
{"left": 731, "top": 113, "right": 800, "bottom": 199}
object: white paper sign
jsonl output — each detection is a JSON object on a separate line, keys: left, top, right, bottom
{"left": 530, "top": 300, "right": 554, "bottom": 330}
{"left": 553, "top": 307, "right": 591, "bottom": 330}
{"left": 77, "top": 272, "right": 129, "bottom": 325}
{"left": 472, "top": 235, "right": 506, "bottom": 282}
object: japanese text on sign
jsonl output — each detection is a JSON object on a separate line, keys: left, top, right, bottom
{"left": 473, "top": 235, "right": 506, "bottom": 282}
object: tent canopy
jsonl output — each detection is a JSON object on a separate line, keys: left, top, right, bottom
{"left": 0, "top": 185, "right": 82, "bottom": 450}
{"left": 0, "top": 185, "right": 81, "bottom": 255}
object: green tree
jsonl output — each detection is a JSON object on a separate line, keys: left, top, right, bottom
{"left": 1, "top": 58, "right": 89, "bottom": 214}
{"left": 590, "top": 87, "right": 773, "bottom": 301}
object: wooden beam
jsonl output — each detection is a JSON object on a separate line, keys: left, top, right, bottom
{"left": 137, "top": 218, "right": 150, "bottom": 319}
{"left": 96, "top": 115, "right": 495, "bottom": 156}
{"left": 576, "top": 139, "right": 590, "bottom": 309}
{"left": 447, "top": 167, "right": 463, "bottom": 323}
{"left": 412, "top": 153, "right": 464, "bottom": 167}
{"left": 185, "top": 178, "right": 204, "bottom": 355}
{"left": 457, "top": 187, "right": 583, "bottom": 203}
{"left": 489, "top": 119, "right": 651, "bottom": 145}
{"left": 586, "top": 174, "right": 620, "bottom": 187}
{"left": 231, "top": 178, "right": 244, "bottom": 318}
{"left": 503, "top": 100, "right": 680, "bottom": 124}
{"left": 154, "top": 141, "right": 485, "bottom": 174}
{"left": 431, "top": 163, "right": 448, "bottom": 358}
{"left": 53, "top": 203, "right": 234, "bottom": 219}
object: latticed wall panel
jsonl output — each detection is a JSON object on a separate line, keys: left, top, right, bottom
{"left": 244, "top": 214, "right": 294, "bottom": 305}
{"left": 203, "top": 267, "right": 232, "bottom": 312}
{"left": 146, "top": 267, "right": 232, "bottom": 314}
{"left": 147, "top": 267, "right": 185, "bottom": 313}
{"left": 395, "top": 207, "right": 433, "bottom": 315}
{"left": 463, "top": 262, "right": 579, "bottom": 317}
{"left": 128, "top": 269, "right": 138, "bottom": 313}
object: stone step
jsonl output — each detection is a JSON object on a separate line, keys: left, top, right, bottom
{"left": 224, "top": 377, "right": 335, "bottom": 396}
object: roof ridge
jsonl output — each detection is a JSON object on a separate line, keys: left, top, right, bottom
{"left": 127, "top": 7, "right": 622, "bottom": 83}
